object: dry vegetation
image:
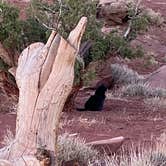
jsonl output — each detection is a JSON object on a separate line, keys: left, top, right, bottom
{"left": 3, "top": 128, "right": 166, "bottom": 166}
{"left": 2, "top": 130, "right": 98, "bottom": 165}
{"left": 0, "top": 0, "right": 166, "bottom": 165}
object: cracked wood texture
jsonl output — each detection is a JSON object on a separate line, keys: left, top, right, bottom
{"left": 0, "top": 17, "right": 87, "bottom": 166}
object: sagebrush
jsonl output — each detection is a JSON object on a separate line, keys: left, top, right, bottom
{"left": 111, "top": 64, "right": 144, "bottom": 85}
{"left": 122, "top": 83, "right": 166, "bottom": 98}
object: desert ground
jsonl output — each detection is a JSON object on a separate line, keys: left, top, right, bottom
{"left": 0, "top": 0, "right": 166, "bottom": 156}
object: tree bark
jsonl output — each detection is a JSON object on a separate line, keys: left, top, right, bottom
{"left": 0, "top": 17, "right": 87, "bottom": 166}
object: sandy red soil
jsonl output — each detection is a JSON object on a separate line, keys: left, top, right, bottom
{"left": 0, "top": 0, "right": 166, "bottom": 153}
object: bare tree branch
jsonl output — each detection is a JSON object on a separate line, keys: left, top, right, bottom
{"left": 124, "top": 0, "right": 142, "bottom": 38}
{"left": 35, "top": 16, "right": 55, "bottom": 30}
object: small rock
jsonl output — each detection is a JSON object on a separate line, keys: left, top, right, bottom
{"left": 97, "top": 0, "right": 129, "bottom": 25}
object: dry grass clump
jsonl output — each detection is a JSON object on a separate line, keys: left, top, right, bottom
{"left": 150, "top": 152, "right": 166, "bottom": 166}
{"left": 110, "top": 64, "right": 166, "bottom": 99}
{"left": 150, "top": 133, "right": 166, "bottom": 166}
{"left": 103, "top": 150, "right": 152, "bottom": 166}
{"left": 122, "top": 83, "right": 166, "bottom": 98}
{"left": 89, "top": 146, "right": 153, "bottom": 166}
{"left": 144, "top": 97, "right": 166, "bottom": 109}
{"left": 122, "top": 82, "right": 149, "bottom": 97}
{"left": 90, "top": 133, "right": 166, "bottom": 166}
{"left": 152, "top": 88, "right": 166, "bottom": 98}
{"left": 111, "top": 64, "right": 144, "bottom": 85}
{"left": 103, "top": 149, "right": 166, "bottom": 166}
{"left": 57, "top": 133, "right": 98, "bottom": 165}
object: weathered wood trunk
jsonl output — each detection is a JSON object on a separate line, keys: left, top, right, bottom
{"left": 0, "top": 17, "right": 87, "bottom": 166}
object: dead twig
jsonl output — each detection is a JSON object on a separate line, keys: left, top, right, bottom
{"left": 123, "top": 0, "right": 142, "bottom": 38}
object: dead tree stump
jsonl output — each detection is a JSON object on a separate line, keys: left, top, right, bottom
{"left": 0, "top": 17, "right": 87, "bottom": 166}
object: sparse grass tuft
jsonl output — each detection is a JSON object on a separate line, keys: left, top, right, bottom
{"left": 122, "top": 83, "right": 150, "bottom": 97}
{"left": 150, "top": 152, "right": 166, "bottom": 166}
{"left": 131, "top": 14, "right": 149, "bottom": 32}
{"left": 57, "top": 133, "right": 98, "bottom": 165}
{"left": 144, "top": 55, "right": 158, "bottom": 67}
{"left": 89, "top": 145, "right": 153, "bottom": 166}
{"left": 151, "top": 133, "right": 166, "bottom": 166}
{"left": 144, "top": 97, "right": 166, "bottom": 108}
{"left": 111, "top": 64, "right": 144, "bottom": 85}
{"left": 122, "top": 83, "right": 166, "bottom": 98}
{"left": 128, "top": 14, "right": 150, "bottom": 41}
{"left": 90, "top": 133, "right": 166, "bottom": 166}
{"left": 103, "top": 151, "right": 152, "bottom": 166}
{"left": 151, "top": 88, "right": 166, "bottom": 98}
{"left": 111, "top": 150, "right": 166, "bottom": 166}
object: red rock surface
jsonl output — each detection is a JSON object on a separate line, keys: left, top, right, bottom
{"left": 145, "top": 65, "right": 166, "bottom": 89}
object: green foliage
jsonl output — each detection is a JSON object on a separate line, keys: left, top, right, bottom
{"left": 0, "top": 2, "right": 22, "bottom": 51}
{"left": 59, "top": 0, "right": 110, "bottom": 61}
{"left": 89, "top": 35, "right": 110, "bottom": 60}
{"left": 74, "top": 61, "right": 83, "bottom": 86}
{"left": 29, "top": 0, "right": 110, "bottom": 62}
{"left": 0, "top": 2, "right": 48, "bottom": 53}
{"left": 82, "top": 70, "right": 96, "bottom": 86}
{"left": 128, "top": 14, "right": 149, "bottom": 40}
{"left": 59, "top": 0, "right": 99, "bottom": 37}
{"left": 109, "top": 34, "right": 144, "bottom": 59}
{"left": 29, "top": 0, "right": 60, "bottom": 29}
{"left": 0, "top": 58, "right": 9, "bottom": 71}
{"left": 29, "top": 0, "right": 110, "bottom": 85}
{"left": 21, "top": 18, "right": 48, "bottom": 47}
{"left": 131, "top": 15, "right": 149, "bottom": 32}
{"left": 127, "top": 3, "right": 150, "bottom": 41}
